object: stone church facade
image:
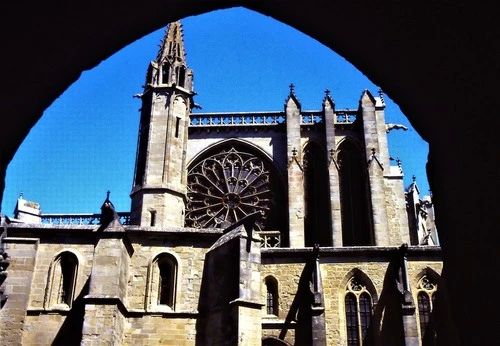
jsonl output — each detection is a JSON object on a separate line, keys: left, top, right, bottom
{"left": 0, "top": 22, "right": 448, "bottom": 345}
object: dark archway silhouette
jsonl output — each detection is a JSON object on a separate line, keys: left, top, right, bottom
{"left": 2, "top": 2, "right": 499, "bottom": 344}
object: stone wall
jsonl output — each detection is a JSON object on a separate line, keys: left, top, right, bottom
{"left": 261, "top": 249, "right": 443, "bottom": 346}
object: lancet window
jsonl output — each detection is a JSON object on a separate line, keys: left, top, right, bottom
{"left": 345, "top": 277, "right": 373, "bottom": 346}
{"left": 417, "top": 275, "right": 438, "bottom": 346}
{"left": 303, "top": 142, "right": 331, "bottom": 246}
{"left": 147, "top": 253, "right": 177, "bottom": 310}
{"left": 265, "top": 276, "right": 279, "bottom": 316}
{"left": 338, "top": 140, "right": 373, "bottom": 246}
{"left": 45, "top": 251, "right": 78, "bottom": 308}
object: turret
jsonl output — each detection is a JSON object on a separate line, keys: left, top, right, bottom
{"left": 130, "top": 21, "right": 195, "bottom": 227}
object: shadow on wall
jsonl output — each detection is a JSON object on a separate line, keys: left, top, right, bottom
{"left": 52, "top": 277, "right": 90, "bottom": 346}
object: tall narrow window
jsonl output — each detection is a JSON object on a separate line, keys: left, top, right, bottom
{"left": 265, "top": 276, "right": 279, "bottom": 316}
{"left": 150, "top": 210, "right": 156, "bottom": 226}
{"left": 303, "top": 142, "right": 331, "bottom": 247}
{"left": 177, "top": 66, "right": 186, "bottom": 87}
{"left": 45, "top": 251, "right": 78, "bottom": 309}
{"left": 58, "top": 254, "right": 77, "bottom": 305}
{"left": 147, "top": 253, "right": 177, "bottom": 311}
{"left": 175, "top": 117, "right": 181, "bottom": 138}
{"left": 161, "top": 62, "right": 170, "bottom": 84}
{"left": 158, "top": 260, "right": 173, "bottom": 305}
{"left": 417, "top": 275, "right": 438, "bottom": 346}
{"left": 338, "top": 140, "right": 373, "bottom": 246}
{"left": 345, "top": 278, "right": 373, "bottom": 346}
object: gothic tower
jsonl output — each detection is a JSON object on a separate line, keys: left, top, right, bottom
{"left": 130, "top": 21, "right": 195, "bottom": 227}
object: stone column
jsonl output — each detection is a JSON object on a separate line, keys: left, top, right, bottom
{"left": 322, "top": 92, "right": 342, "bottom": 247}
{"left": 360, "top": 90, "right": 390, "bottom": 246}
{"left": 285, "top": 86, "right": 305, "bottom": 248}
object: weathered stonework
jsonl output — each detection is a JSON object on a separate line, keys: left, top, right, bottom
{"left": 0, "top": 20, "right": 447, "bottom": 346}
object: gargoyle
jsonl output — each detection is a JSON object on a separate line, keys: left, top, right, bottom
{"left": 386, "top": 123, "right": 408, "bottom": 133}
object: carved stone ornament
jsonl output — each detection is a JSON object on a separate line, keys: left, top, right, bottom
{"left": 185, "top": 147, "right": 273, "bottom": 232}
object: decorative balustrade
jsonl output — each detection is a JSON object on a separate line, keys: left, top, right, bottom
{"left": 335, "top": 109, "right": 357, "bottom": 124}
{"left": 301, "top": 111, "right": 324, "bottom": 125}
{"left": 41, "top": 212, "right": 131, "bottom": 226}
{"left": 190, "top": 109, "right": 357, "bottom": 128}
{"left": 190, "top": 112, "right": 285, "bottom": 127}
{"left": 259, "top": 230, "right": 281, "bottom": 248}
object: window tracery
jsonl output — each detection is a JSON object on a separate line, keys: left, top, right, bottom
{"left": 345, "top": 277, "right": 373, "bottom": 346}
{"left": 417, "top": 275, "right": 438, "bottom": 345}
{"left": 185, "top": 147, "right": 274, "bottom": 233}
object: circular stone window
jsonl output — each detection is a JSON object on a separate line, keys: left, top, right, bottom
{"left": 185, "top": 147, "right": 273, "bottom": 232}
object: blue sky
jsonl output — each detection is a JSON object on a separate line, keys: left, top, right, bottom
{"left": 1, "top": 7, "right": 430, "bottom": 216}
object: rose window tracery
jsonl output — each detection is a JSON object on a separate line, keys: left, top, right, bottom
{"left": 185, "top": 147, "right": 274, "bottom": 232}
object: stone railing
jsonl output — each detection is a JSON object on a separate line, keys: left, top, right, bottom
{"left": 190, "top": 112, "right": 285, "bottom": 127}
{"left": 259, "top": 230, "right": 281, "bottom": 248}
{"left": 301, "top": 111, "right": 324, "bottom": 125}
{"left": 190, "top": 109, "right": 357, "bottom": 128}
{"left": 41, "top": 212, "right": 131, "bottom": 226}
{"left": 335, "top": 109, "right": 357, "bottom": 123}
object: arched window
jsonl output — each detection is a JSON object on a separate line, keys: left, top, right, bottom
{"left": 344, "top": 277, "right": 373, "bottom": 346}
{"left": 45, "top": 251, "right": 78, "bottom": 308}
{"left": 417, "top": 275, "right": 438, "bottom": 346}
{"left": 177, "top": 65, "right": 186, "bottom": 87}
{"left": 338, "top": 140, "right": 373, "bottom": 246}
{"left": 265, "top": 276, "right": 279, "bottom": 316}
{"left": 147, "top": 253, "right": 178, "bottom": 311}
{"left": 161, "top": 62, "right": 170, "bottom": 84}
{"left": 303, "top": 142, "right": 331, "bottom": 247}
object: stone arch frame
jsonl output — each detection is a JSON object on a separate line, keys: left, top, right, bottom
{"left": 263, "top": 275, "right": 280, "bottom": 317}
{"left": 43, "top": 250, "right": 83, "bottom": 310}
{"left": 339, "top": 268, "right": 379, "bottom": 345}
{"left": 3, "top": 3, "right": 498, "bottom": 344}
{"left": 185, "top": 138, "right": 288, "bottom": 243}
{"left": 145, "top": 251, "right": 181, "bottom": 312}
{"left": 302, "top": 139, "right": 332, "bottom": 246}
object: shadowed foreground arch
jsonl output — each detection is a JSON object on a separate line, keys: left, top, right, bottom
{"left": 2, "top": 1, "right": 499, "bottom": 344}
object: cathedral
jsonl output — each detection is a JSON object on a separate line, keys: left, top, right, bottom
{"left": 0, "top": 21, "right": 447, "bottom": 345}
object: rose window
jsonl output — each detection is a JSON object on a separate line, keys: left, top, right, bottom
{"left": 185, "top": 147, "right": 273, "bottom": 232}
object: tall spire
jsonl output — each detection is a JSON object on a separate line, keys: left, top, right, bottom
{"left": 156, "top": 21, "right": 187, "bottom": 64}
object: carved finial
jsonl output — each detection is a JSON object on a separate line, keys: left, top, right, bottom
{"left": 325, "top": 89, "right": 330, "bottom": 96}
{"left": 412, "top": 175, "right": 416, "bottom": 183}
{"left": 289, "top": 83, "right": 295, "bottom": 94}
{"left": 106, "top": 190, "right": 111, "bottom": 200}
{"left": 19, "top": 192, "right": 23, "bottom": 199}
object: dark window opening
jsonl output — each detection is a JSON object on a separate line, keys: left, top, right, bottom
{"left": 265, "top": 277, "right": 279, "bottom": 316}
{"left": 359, "top": 293, "right": 372, "bottom": 343}
{"left": 161, "top": 62, "right": 170, "bottom": 84}
{"left": 57, "top": 253, "right": 77, "bottom": 305}
{"left": 345, "top": 293, "right": 359, "bottom": 346}
{"left": 150, "top": 210, "right": 156, "bottom": 226}
{"left": 177, "top": 66, "right": 186, "bottom": 87}
{"left": 339, "top": 141, "right": 372, "bottom": 246}
{"left": 304, "top": 143, "right": 331, "bottom": 247}
{"left": 175, "top": 117, "right": 181, "bottom": 138}
{"left": 418, "top": 291, "right": 437, "bottom": 346}
{"left": 157, "top": 256, "right": 175, "bottom": 307}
